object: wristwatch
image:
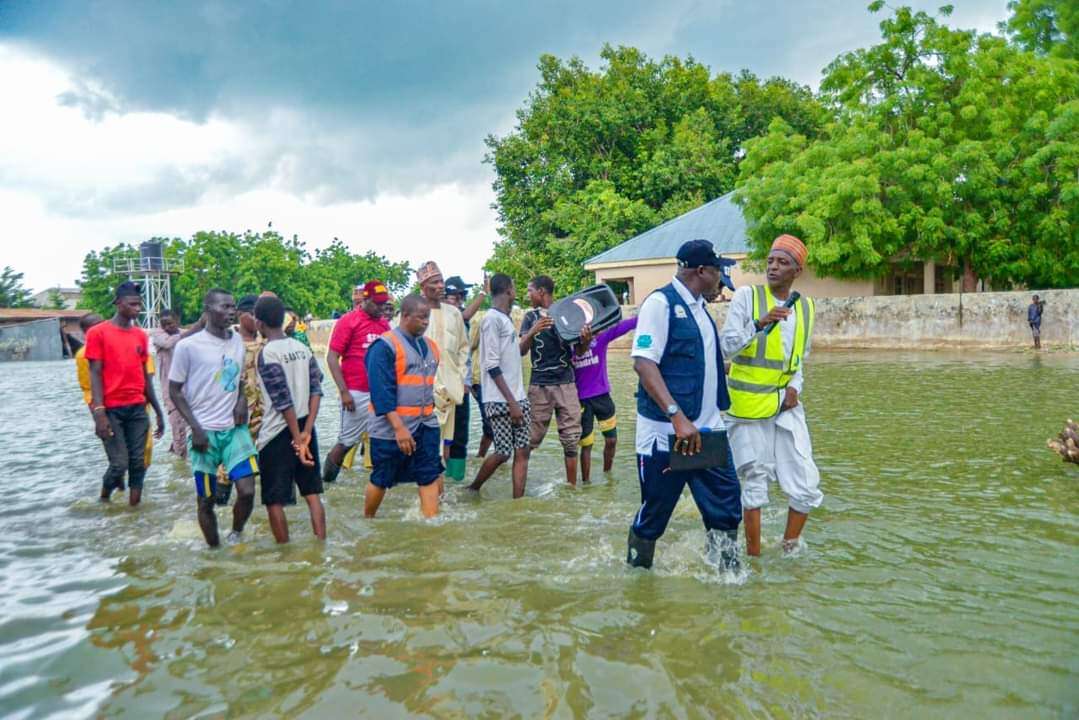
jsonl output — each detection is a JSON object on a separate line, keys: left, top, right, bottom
{"left": 665, "top": 403, "right": 680, "bottom": 418}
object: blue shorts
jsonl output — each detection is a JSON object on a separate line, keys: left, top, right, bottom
{"left": 195, "top": 456, "right": 259, "bottom": 499}
{"left": 370, "top": 423, "right": 444, "bottom": 489}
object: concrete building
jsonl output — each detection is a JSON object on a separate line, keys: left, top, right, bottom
{"left": 0, "top": 308, "right": 90, "bottom": 361}
{"left": 584, "top": 192, "right": 956, "bottom": 304}
{"left": 31, "top": 287, "right": 83, "bottom": 310}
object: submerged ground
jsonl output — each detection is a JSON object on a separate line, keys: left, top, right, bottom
{"left": 1, "top": 350, "right": 1076, "bottom": 718}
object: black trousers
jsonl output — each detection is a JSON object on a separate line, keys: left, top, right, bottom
{"left": 102, "top": 404, "right": 149, "bottom": 492}
{"left": 448, "top": 392, "right": 470, "bottom": 460}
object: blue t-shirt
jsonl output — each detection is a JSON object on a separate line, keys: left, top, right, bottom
{"left": 1028, "top": 303, "right": 1043, "bottom": 325}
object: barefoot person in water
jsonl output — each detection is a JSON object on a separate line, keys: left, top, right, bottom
{"left": 363, "top": 294, "right": 443, "bottom": 518}
{"left": 468, "top": 274, "right": 532, "bottom": 498}
{"left": 253, "top": 294, "right": 327, "bottom": 543}
{"left": 720, "top": 234, "right": 823, "bottom": 557}
{"left": 84, "top": 282, "right": 165, "bottom": 505}
{"left": 169, "top": 289, "right": 258, "bottom": 548}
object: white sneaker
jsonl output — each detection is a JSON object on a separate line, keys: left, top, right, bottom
{"left": 225, "top": 530, "right": 243, "bottom": 544}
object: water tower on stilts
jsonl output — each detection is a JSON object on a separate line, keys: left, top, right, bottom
{"left": 112, "top": 241, "right": 184, "bottom": 329}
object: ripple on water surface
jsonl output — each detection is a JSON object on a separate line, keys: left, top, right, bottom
{"left": 0, "top": 353, "right": 1077, "bottom": 718}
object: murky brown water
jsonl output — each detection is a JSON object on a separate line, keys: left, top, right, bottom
{"left": 1, "top": 351, "right": 1077, "bottom": 718}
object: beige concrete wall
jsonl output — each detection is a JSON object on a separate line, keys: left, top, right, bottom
{"left": 311, "top": 290, "right": 1078, "bottom": 353}
{"left": 607, "top": 288, "right": 1078, "bottom": 350}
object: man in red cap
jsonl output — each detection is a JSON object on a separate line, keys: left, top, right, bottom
{"left": 322, "top": 280, "right": 393, "bottom": 484}
{"left": 720, "top": 233, "right": 823, "bottom": 557}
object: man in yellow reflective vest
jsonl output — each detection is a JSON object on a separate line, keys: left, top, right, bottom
{"left": 720, "top": 234, "right": 823, "bottom": 556}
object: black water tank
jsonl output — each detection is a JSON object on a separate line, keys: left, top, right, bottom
{"left": 140, "top": 241, "right": 164, "bottom": 271}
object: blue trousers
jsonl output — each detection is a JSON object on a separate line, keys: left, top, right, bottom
{"left": 631, "top": 442, "right": 741, "bottom": 541}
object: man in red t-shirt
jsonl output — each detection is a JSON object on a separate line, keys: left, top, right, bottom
{"left": 85, "top": 282, "right": 166, "bottom": 505}
{"left": 322, "top": 280, "right": 393, "bottom": 484}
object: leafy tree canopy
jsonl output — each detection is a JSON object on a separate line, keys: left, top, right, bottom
{"left": 77, "top": 232, "right": 411, "bottom": 322}
{"left": 484, "top": 45, "right": 826, "bottom": 293}
{"left": 0, "top": 266, "right": 34, "bottom": 308}
{"left": 1003, "top": 0, "right": 1078, "bottom": 59}
{"left": 735, "top": 4, "right": 1079, "bottom": 289}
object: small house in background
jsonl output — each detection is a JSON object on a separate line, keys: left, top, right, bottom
{"left": 0, "top": 308, "right": 90, "bottom": 362}
{"left": 31, "top": 287, "right": 83, "bottom": 310}
{"left": 584, "top": 191, "right": 957, "bottom": 304}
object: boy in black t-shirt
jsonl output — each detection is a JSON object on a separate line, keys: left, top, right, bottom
{"left": 519, "top": 275, "right": 590, "bottom": 487}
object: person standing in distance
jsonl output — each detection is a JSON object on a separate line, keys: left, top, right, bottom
{"left": 169, "top": 289, "right": 259, "bottom": 548}
{"left": 627, "top": 240, "right": 742, "bottom": 570}
{"left": 720, "top": 234, "right": 822, "bottom": 557}
{"left": 85, "top": 282, "right": 166, "bottom": 505}
{"left": 1028, "top": 295, "right": 1045, "bottom": 350}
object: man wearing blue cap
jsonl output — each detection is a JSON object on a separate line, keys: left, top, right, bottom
{"left": 626, "top": 239, "right": 742, "bottom": 570}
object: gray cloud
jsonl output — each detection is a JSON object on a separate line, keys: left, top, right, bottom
{"left": 1, "top": 0, "right": 1009, "bottom": 216}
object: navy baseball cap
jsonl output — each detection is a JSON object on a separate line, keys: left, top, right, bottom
{"left": 236, "top": 294, "right": 259, "bottom": 313}
{"left": 444, "top": 276, "right": 473, "bottom": 296}
{"left": 113, "top": 281, "right": 142, "bottom": 300}
{"left": 676, "top": 239, "right": 723, "bottom": 268}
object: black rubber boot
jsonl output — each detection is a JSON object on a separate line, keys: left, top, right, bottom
{"left": 322, "top": 458, "right": 341, "bottom": 484}
{"left": 707, "top": 529, "right": 741, "bottom": 571}
{"left": 626, "top": 529, "right": 656, "bottom": 569}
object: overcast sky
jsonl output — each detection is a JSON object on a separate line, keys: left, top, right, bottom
{"left": 0, "top": 1, "right": 1009, "bottom": 294}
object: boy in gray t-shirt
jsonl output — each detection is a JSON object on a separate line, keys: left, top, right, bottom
{"left": 253, "top": 295, "right": 326, "bottom": 544}
{"left": 469, "top": 274, "right": 533, "bottom": 498}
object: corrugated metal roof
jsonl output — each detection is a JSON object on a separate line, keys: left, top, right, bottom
{"left": 585, "top": 191, "right": 749, "bottom": 266}
{"left": 0, "top": 308, "right": 89, "bottom": 322}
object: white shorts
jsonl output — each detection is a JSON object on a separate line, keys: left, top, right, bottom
{"left": 725, "top": 404, "right": 823, "bottom": 514}
{"left": 338, "top": 390, "right": 370, "bottom": 447}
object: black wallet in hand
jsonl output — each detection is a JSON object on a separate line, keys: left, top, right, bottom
{"left": 667, "top": 430, "right": 730, "bottom": 471}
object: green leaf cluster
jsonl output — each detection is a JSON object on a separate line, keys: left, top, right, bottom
{"left": 0, "top": 266, "right": 34, "bottom": 308}
{"left": 76, "top": 232, "right": 411, "bottom": 322}
{"left": 1004, "top": 0, "right": 1078, "bottom": 59}
{"left": 484, "top": 45, "right": 825, "bottom": 293}
{"left": 735, "top": 5, "right": 1079, "bottom": 288}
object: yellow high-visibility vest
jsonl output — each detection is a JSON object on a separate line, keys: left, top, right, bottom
{"left": 727, "top": 285, "right": 815, "bottom": 419}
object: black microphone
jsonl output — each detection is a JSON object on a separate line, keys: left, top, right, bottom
{"left": 762, "top": 291, "right": 801, "bottom": 335}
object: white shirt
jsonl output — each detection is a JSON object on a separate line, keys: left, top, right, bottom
{"left": 168, "top": 329, "right": 246, "bottom": 431}
{"left": 631, "top": 277, "right": 724, "bottom": 456}
{"left": 479, "top": 308, "right": 526, "bottom": 403}
{"left": 719, "top": 285, "right": 808, "bottom": 395}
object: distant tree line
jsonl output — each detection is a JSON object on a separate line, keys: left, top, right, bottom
{"left": 77, "top": 232, "right": 411, "bottom": 321}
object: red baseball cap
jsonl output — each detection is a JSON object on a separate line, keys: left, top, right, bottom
{"left": 363, "top": 280, "right": 390, "bottom": 303}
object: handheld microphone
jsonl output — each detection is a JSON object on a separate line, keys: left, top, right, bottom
{"left": 762, "top": 291, "right": 801, "bottom": 335}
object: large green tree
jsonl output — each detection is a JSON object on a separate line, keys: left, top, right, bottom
{"left": 77, "top": 233, "right": 411, "bottom": 321}
{"left": 1004, "top": 0, "right": 1077, "bottom": 59}
{"left": 0, "top": 266, "right": 34, "bottom": 308}
{"left": 735, "top": 4, "right": 1079, "bottom": 289}
{"left": 485, "top": 45, "right": 826, "bottom": 293}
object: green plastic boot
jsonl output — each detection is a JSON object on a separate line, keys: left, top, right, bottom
{"left": 445, "top": 457, "right": 466, "bottom": 482}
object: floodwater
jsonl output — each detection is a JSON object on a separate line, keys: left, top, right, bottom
{"left": 1, "top": 351, "right": 1076, "bottom": 719}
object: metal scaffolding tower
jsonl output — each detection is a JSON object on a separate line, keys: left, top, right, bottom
{"left": 112, "top": 242, "right": 184, "bottom": 329}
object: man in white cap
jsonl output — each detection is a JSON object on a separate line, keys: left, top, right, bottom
{"left": 416, "top": 261, "right": 470, "bottom": 486}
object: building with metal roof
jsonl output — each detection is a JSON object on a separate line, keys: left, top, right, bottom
{"left": 584, "top": 191, "right": 954, "bottom": 304}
